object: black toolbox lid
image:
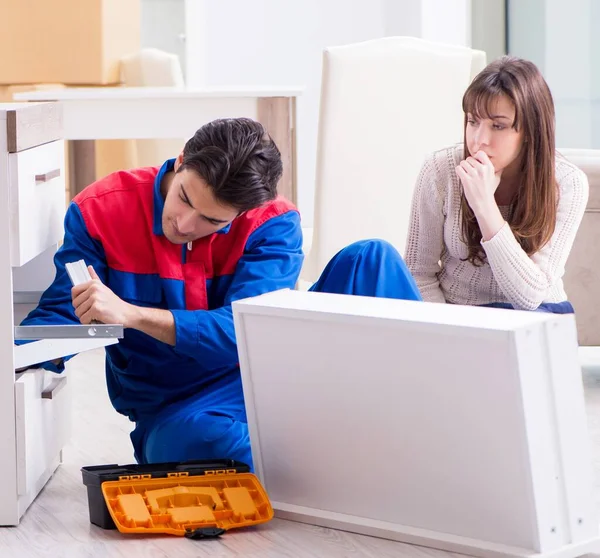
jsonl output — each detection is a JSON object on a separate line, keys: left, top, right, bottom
{"left": 82, "top": 459, "right": 251, "bottom": 488}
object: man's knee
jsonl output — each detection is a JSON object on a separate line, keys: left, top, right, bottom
{"left": 336, "top": 239, "right": 401, "bottom": 262}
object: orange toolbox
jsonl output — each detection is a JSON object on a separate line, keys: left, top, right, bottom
{"left": 81, "top": 459, "right": 273, "bottom": 539}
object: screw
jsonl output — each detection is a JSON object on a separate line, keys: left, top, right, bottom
{"left": 551, "top": 527, "right": 556, "bottom": 533}
{"left": 578, "top": 518, "right": 583, "bottom": 525}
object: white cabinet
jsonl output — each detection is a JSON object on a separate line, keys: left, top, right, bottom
{"left": 0, "top": 102, "right": 123, "bottom": 526}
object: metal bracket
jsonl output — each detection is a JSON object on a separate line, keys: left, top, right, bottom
{"left": 14, "top": 324, "right": 124, "bottom": 341}
{"left": 13, "top": 291, "right": 44, "bottom": 304}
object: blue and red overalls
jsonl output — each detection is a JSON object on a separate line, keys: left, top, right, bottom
{"left": 20, "top": 158, "right": 423, "bottom": 467}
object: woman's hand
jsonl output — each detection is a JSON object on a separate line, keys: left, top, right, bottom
{"left": 455, "top": 150, "right": 501, "bottom": 216}
{"left": 455, "top": 150, "right": 506, "bottom": 242}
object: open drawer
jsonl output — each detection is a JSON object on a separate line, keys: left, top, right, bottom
{"left": 13, "top": 295, "right": 124, "bottom": 370}
{"left": 12, "top": 296, "right": 124, "bottom": 513}
{"left": 13, "top": 323, "right": 123, "bottom": 371}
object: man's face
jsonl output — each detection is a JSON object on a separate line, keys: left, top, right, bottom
{"left": 162, "top": 157, "right": 239, "bottom": 244}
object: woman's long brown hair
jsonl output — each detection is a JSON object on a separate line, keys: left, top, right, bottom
{"left": 460, "top": 56, "right": 557, "bottom": 266}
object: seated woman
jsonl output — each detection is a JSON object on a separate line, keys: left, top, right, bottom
{"left": 311, "top": 56, "right": 588, "bottom": 314}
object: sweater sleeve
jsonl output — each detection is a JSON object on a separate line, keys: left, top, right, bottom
{"left": 481, "top": 166, "right": 588, "bottom": 310}
{"left": 405, "top": 153, "right": 447, "bottom": 303}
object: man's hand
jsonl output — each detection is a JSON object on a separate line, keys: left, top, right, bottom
{"left": 455, "top": 150, "right": 502, "bottom": 216}
{"left": 72, "top": 266, "right": 136, "bottom": 326}
{"left": 71, "top": 266, "right": 176, "bottom": 345}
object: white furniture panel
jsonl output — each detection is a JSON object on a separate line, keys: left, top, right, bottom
{"left": 233, "top": 289, "right": 600, "bottom": 558}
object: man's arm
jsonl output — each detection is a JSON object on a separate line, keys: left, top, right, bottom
{"left": 74, "top": 210, "right": 304, "bottom": 369}
{"left": 17, "top": 202, "right": 109, "bottom": 372}
{"left": 129, "top": 306, "right": 175, "bottom": 345}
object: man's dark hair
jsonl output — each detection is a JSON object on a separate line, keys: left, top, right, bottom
{"left": 177, "top": 118, "right": 283, "bottom": 212}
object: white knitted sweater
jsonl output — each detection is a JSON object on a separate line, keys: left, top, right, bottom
{"left": 405, "top": 145, "right": 589, "bottom": 310}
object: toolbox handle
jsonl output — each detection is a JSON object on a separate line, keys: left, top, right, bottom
{"left": 184, "top": 527, "right": 226, "bottom": 540}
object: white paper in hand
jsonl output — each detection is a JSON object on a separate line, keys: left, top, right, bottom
{"left": 65, "top": 259, "right": 92, "bottom": 287}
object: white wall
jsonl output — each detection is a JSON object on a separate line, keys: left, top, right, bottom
{"left": 508, "top": 0, "right": 598, "bottom": 149}
{"left": 184, "top": 0, "right": 471, "bottom": 227}
{"left": 384, "top": 0, "right": 422, "bottom": 36}
{"left": 384, "top": 0, "right": 471, "bottom": 47}
{"left": 141, "top": 0, "right": 187, "bottom": 78}
{"left": 184, "top": 0, "right": 386, "bottom": 227}
{"left": 470, "top": 0, "right": 505, "bottom": 62}
{"left": 545, "top": 0, "right": 593, "bottom": 149}
{"left": 421, "top": 0, "right": 471, "bottom": 48}
{"left": 592, "top": 1, "right": 600, "bottom": 147}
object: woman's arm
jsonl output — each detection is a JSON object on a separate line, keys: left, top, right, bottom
{"left": 405, "top": 154, "right": 447, "bottom": 303}
{"left": 481, "top": 167, "right": 588, "bottom": 310}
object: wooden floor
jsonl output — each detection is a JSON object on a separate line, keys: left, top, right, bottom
{"left": 2, "top": 349, "right": 600, "bottom": 558}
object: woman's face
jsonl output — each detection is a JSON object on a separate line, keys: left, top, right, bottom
{"left": 465, "top": 94, "right": 524, "bottom": 175}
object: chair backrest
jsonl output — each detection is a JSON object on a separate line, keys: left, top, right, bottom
{"left": 560, "top": 148, "right": 600, "bottom": 346}
{"left": 301, "top": 37, "right": 486, "bottom": 282}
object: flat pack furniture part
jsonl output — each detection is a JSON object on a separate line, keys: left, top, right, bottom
{"left": 232, "top": 288, "right": 600, "bottom": 558}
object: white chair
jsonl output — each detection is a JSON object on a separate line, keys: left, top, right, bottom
{"left": 300, "top": 37, "right": 486, "bottom": 286}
